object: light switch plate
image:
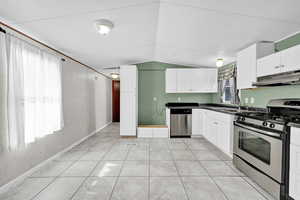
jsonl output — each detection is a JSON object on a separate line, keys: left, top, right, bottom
{"left": 250, "top": 97, "right": 255, "bottom": 104}
{"left": 245, "top": 98, "right": 249, "bottom": 104}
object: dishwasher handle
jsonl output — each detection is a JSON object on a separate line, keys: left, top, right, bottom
{"left": 170, "top": 109, "right": 192, "bottom": 114}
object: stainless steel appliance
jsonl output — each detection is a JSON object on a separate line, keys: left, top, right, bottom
{"left": 170, "top": 108, "right": 192, "bottom": 137}
{"left": 233, "top": 99, "right": 300, "bottom": 200}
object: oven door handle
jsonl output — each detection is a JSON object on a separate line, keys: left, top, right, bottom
{"left": 234, "top": 122, "right": 281, "bottom": 139}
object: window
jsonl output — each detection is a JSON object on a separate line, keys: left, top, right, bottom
{"left": 6, "top": 35, "right": 63, "bottom": 150}
{"left": 218, "top": 64, "right": 238, "bottom": 104}
{"left": 222, "top": 79, "right": 234, "bottom": 104}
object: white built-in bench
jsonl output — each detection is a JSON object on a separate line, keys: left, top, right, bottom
{"left": 137, "top": 125, "right": 168, "bottom": 138}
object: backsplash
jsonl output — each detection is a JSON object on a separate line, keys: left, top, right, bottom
{"left": 241, "top": 85, "right": 300, "bottom": 108}
{"left": 137, "top": 62, "right": 214, "bottom": 125}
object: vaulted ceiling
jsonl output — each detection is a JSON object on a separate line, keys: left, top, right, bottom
{"left": 1, "top": 0, "right": 300, "bottom": 69}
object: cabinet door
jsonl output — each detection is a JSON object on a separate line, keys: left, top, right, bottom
{"left": 165, "top": 69, "right": 177, "bottom": 93}
{"left": 257, "top": 53, "right": 282, "bottom": 77}
{"left": 120, "top": 92, "right": 136, "bottom": 136}
{"left": 237, "top": 45, "right": 257, "bottom": 89}
{"left": 281, "top": 45, "right": 300, "bottom": 73}
{"left": 138, "top": 128, "right": 153, "bottom": 138}
{"left": 177, "top": 69, "right": 193, "bottom": 92}
{"left": 193, "top": 68, "right": 217, "bottom": 92}
{"left": 206, "top": 118, "right": 218, "bottom": 144}
{"left": 192, "top": 109, "right": 203, "bottom": 136}
{"left": 120, "top": 65, "right": 137, "bottom": 92}
{"left": 153, "top": 128, "right": 168, "bottom": 138}
{"left": 289, "top": 144, "right": 300, "bottom": 199}
{"left": 217, "top": 121, "right": 231, "bottom": 156}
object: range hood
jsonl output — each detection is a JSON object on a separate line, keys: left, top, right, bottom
{"left": 253, "top": 70, "right": 300, "bottom": 87}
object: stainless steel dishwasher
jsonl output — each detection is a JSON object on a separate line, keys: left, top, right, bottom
{"left": 170, "top": 108, "right": 192, "bottom": 137}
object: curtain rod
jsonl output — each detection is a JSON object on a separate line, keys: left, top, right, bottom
{"left": 0, "top": 22, "right": 110, "bottom": 78}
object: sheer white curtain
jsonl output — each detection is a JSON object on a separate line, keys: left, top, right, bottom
{"left": 7, "top": 35, "right": 63, "bottom": 150}
{"left": 0, "top": 31, "right": 9, "bottom": 151}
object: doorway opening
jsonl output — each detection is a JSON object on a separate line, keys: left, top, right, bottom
{"left": 112, "top": 80, "right": 120, "bottom": 122}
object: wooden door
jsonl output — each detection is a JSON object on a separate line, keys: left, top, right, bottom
{"left": 112, "top": 80, "right": 120, "bottom": 122}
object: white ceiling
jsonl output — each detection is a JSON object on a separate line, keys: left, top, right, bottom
{"left": 1, "top": 0, "right": 300, "bottom": 69}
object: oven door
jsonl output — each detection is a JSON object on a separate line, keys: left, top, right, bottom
{"left": 234, "top": 122, "right": 282, "bottom": 182}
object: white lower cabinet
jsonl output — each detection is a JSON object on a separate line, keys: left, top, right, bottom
{"left": 203, "top": 110, "right": 234, "bottom": 157}
{"left": 289, "top": 127, "right": 300, "bottom": 200}
{"left": 165, "top": 108, "right": 234, "bottom": 157}
{"left": 138, "top": 126, "right": 168, "bottom": 138}
{"left": 192, "top": 109, "right": 204, "bottom": 136}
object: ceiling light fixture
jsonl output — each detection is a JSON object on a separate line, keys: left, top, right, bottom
{"left": 94, "top": 19, "right": 114, "bottom": 35}
{"left": 110, "top": 72, "right": 119, "bottom": 79}
{"left": 216, "top": 58, "right": 224, "bottom": 67}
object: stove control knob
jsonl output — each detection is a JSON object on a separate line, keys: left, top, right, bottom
{"left": 269, "top": 123, "right": 275, "bottom": 128}
{"left": 263, "top": 121, "right": 268, "bottom": 126}
{"left": 241, "top": 117, "right": 245, "bottom": 121}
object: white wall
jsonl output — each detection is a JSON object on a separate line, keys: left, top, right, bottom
{"left": 0, "top": 58, "right": 112, "bottom": 187}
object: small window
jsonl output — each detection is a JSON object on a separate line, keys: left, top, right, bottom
{"left": 221, "top": 78, "right": 235, "bottom": 104}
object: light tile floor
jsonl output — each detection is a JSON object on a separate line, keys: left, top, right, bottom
{"left": 0, "top": 123, "right": 276, "bottom": 200}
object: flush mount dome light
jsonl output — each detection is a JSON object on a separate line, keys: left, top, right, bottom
{"left": 216, "top": 58, "right": 224, "bottom": 67}
{"left": 110, "top": 72, "right": 119, "bottom": 79}
{"left": 94, "top": 19, "right": 114, "bottom": 35}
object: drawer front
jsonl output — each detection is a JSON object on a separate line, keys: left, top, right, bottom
{"left": 138, "top": 128, "right": 153, "bottom": 138}
{"left": 152, "top": 128, "right": 168, "bottom": 138}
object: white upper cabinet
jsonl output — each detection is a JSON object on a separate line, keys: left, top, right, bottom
{"left": 237, "top": 43, "right": 274, "bottom": 89}
{"left": 177, "top": 69, "right": 194, "bottom": 92}
{"left": 120, "top": 65, "right": 137, "bottom": 92}
{"left": 281, "top": 44, "right": 300, "bottom": 73}
{"left": 257, "top": 44, "right": 300, "bottom": 78}
{"left": 257, "top": 52, "right": 282, "bottom": 77}
{"left": 237, "top": 44, "right": 257, "bottom": 89}
{"left": 120, "top": 65, "right": 138, "bottom": 136}
{"left": 165, "top": 68, "right": 217, "bottom": 93}
{"left": 165, "top": 69, "right": 177, "bottom": 93}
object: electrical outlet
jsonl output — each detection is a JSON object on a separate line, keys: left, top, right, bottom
{"left": 177, "top": 97, "right": 181, "bottom": 102}
{"left": 245, "top": 98, "right": 249, "bottom": 104}
{"left": 250, "top": 97, "right": 255, "bottom": 104}
{"left": 153, "top": 97, "right": 157, "bottom": 101}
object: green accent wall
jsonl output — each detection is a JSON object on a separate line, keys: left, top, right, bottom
{"left": 137, "top": 62, "right": 214, "bottom": 125}
{"left": 275, "top": 32, "right": 300, "bottom": 52}
{"left": 240, "top": 85, "right": 300, "bottom": 108}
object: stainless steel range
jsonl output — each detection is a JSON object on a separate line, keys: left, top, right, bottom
{"left": 233, "top": 99, "right": 300, "bottom": 200}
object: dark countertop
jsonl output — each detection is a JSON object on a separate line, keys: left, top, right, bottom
{"left": 166, "top": 103, "right": 266, "bottom": 115}
{"left": 287, "top": 122, "right": 300, "bottom": 128}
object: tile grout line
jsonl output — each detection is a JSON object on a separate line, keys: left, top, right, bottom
{"left": 187, "top": 141, "right": 231, "bottom": 200}
{"left": 241, "top": 176, "right": 271, "bottom": 200}
{"left": 108, "top": 144, "right": 131, "bottom": 200}
{"left": 171, "top": 141, "right": 190, "bottom": 200}
{"left": 29, "top": 154, "right": 84, "bottom": 200}
{"left": 69, "top": 144, "right": 114, "bottom": 200}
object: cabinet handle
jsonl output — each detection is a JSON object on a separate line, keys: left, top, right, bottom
{"left": 275, "top": 65, "right": 281, "bottom": 69}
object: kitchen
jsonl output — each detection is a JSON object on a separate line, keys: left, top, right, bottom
{"left": 1, "top": 1, "right": 300, "bottom": 200}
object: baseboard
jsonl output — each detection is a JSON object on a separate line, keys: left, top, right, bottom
{"left": 0, "top": 121, "right": 112, "bottom": 194}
